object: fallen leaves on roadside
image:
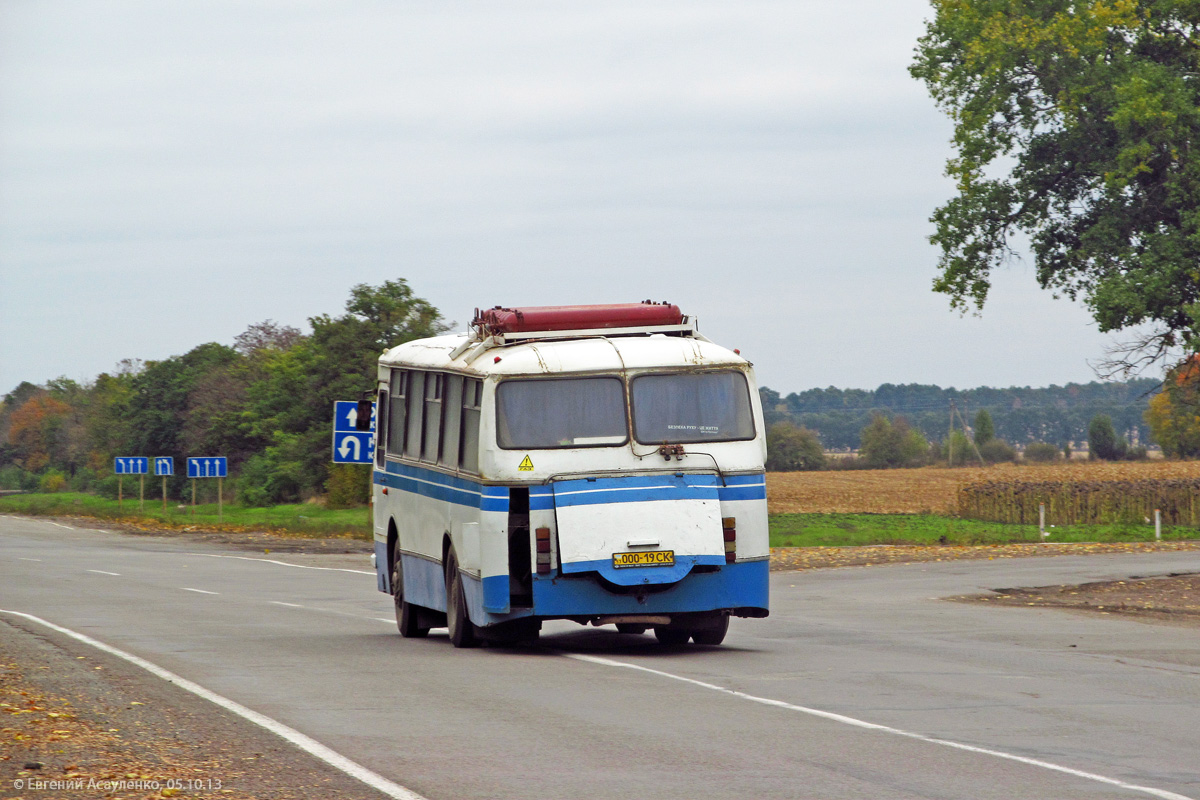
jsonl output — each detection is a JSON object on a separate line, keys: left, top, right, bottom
{"left": 953, "top": 574, "right": 1200, "bottom": 626}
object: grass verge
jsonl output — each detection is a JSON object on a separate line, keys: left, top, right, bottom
{"left": 0, "top": 492, "right": 371, "bottom": 539}
{"left": 4, "top": 494, "right": 1196, "bottom": 548}
{"left": 769, "top": 512, "right": 1199, "bottom": 548}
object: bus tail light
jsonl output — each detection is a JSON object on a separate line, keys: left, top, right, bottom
{"left": 536, "top": 526, "right": 552, "bottom": 574}
{"left": 722, "top": 517, "right": 736, "bottom": 563}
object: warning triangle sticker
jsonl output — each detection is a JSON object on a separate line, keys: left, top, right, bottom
{"left": 518, "top": 455, "right": 534, "bottom": 471}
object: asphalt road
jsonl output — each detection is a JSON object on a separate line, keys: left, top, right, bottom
{"left": 3, "top": 514, "right": 1199, "bottom": 800}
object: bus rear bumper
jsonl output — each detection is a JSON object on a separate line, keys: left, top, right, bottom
{"left": 470, "top": 559, "right": 769, "bottom": 626}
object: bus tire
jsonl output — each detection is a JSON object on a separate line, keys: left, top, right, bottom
{"left": 392, "top": 546, "right": 429, "bottom": 638}
{"left": 445, "top": 550, "right": 478, "bottom": 648}
{"left": 653, "top": 626, "right": 691, "bottom": 646}
{"left": 690, "top": 615, "right": 729, "bottom": 646}
{"left": 615, "top": 623, "right": 647, "bottom": 635}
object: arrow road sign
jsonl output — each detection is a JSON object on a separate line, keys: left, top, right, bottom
{"left": 334, "top": 400, "right": 376, "bottom": 433}
{"left": 186, "top": 457, "right": 228, "bottom": 479}
{"left": 332, "top": 431, "right": 374, "bottom": 464}
{"left": 154, "top": 457, "right": 174, "bottom": 476}
{"left": 114, "top": 457, "right": 148, "bottom": 475}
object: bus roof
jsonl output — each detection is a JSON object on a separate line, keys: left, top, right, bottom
{"left": 379, "top": 331, "right": 749, "bottom": 377}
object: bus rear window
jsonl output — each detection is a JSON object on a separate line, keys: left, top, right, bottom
{"left": 496, "top": 378, "right": 627, "bottom": 449}
{"left": 631, "top": 372, "right": 755, "bottom": 444}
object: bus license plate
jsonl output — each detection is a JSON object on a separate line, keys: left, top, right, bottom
{"left": 612, "top": 550, "right": 675, "bottom": 569}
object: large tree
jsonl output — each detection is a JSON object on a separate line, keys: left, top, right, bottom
{"left": 911, "top": 1, "right": 1200, "bottom": 371}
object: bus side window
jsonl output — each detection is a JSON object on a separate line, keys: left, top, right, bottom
{"left": 422, "top": 373, "right": 443, "bottom": 463}
{"left": 460, "top": 379, "right": 482, "bottom": 474}
{"left": 440, "top": 374, "right": 464, "bottom": 470}
{"left": 387, "top": 370, "right": 406, "bottom": 459}
{"left": 376, "top": 388, "right": 389, "bottom": 467}
{"left": 405, "top": 371, "right": 425, "bottom": 459}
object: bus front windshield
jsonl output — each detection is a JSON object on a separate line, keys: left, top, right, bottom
{"left": 496, "top": 377, "right": 628, "bottom": 449}
{"left": 631, "top": 372, "right": 755, "bottom": 444}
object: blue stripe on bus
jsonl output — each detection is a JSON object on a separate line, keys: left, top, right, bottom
{"left": 717, "top": 484, "right": 766, "bottom": 501}
{"left": 373, "top": 461, "right": 510, "bottom": 512}
{"left": 722, "top": 473, "right": 765, "bottom": 485}
{"left": 551, "top": 474, "right": 721, "bottom": 508}
{"left": 373, "top": 462, "right": 765, "bottom": 510}
{"left": 530, "top": 485, "right": 555, "bottom": 511}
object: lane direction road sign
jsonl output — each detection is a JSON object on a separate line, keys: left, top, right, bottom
{"left": 114, "top": 457, "right": 148, "bottom": 475}
{"left": 154, "top": 457, "right": 174, "bottom": 476}
{"left": 333, "top": 431, "right": 374, "bottom": 464}
{"left": 187, "top": 457, "right": 228, "bottom": 478}
{"left": 334, "top": 400, "right": 376, "bottom": 432}
{"left": 332, "top": 400, "right": 376, "bottom": 463}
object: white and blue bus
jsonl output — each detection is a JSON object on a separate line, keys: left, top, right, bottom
{"left": 368, "top": 302, "right": 768, "bottom": 647}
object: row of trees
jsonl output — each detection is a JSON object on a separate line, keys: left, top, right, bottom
{"left": 766, "top": 409, "right": 1149, "bottom": 471}
{"left": 0, "top": 280, "right": 446, "bottom": 505}
{"left": 759, "top": 380, "right": 1157, "bottom": 451}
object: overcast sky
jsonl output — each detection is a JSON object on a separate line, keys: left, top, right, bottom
{"left": 0, "top": 1, "right": 1134, "bottom": 398}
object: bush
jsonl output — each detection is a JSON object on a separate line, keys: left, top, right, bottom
{"left": 37, "top": 470, "right": 67, "bottom": 493}
{"left": 1088, "top": 414, "right": 1127, "bottom": 460}
{"left": 821, "top": 455, "right": 874, "bottom": 470}
{"left": 326, "top": 463, "right": 371, "bottom": 508}
{"left": 940, "top": 430, "right": 975, "bottom": 465}
{"left": 236, "top": 453, "right": 296, "bottom": 507}
{"left": 973, "top": 409, "right": 995, "bottom": 446}
{"left": 766, "top": 422, "right": 826, "bottom": 471}
{"left": 68, "top": 467, "right": 99, "bottom": 493}
{"left": 978, "top": 439, "right": 1016, "bottom": 464}
{"left": 859, "top": 414, "right": 928, "bottom": 469}
{"left": 1023, "top": 442, "right": 1061, "bottom": 462}
{"left": 94, "top": 474, "right": 121, "bottom": 500}
{"left": 0, "top": 465, "right": 37, "bottom": 491}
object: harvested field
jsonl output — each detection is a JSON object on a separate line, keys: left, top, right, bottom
{"left": 767, "top": 460, "right": 1200, "bottom": 515}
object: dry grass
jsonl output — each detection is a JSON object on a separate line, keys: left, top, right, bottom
{"left": 767, "top": 460, "right": 1200, "bottom": 515}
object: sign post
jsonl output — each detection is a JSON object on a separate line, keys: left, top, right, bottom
{"left": 114, "top": 458, "right": 148, "bottom": 514}
{"left": 187, "top": 457, "right": 228, "bottom": 523}
{"left": 155, "top": 457, "right": 174, "bottom": 513}
{"left": 332, "top": 401, "right": 376, "bottom": 464}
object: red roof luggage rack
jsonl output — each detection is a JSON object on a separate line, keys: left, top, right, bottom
{"left": 474, "top": 302, "right": 684, "bottom": 336}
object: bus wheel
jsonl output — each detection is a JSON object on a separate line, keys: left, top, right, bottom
{"left": 392, "top": 547, "right": 429, "bottom": 638}
{"left": 691, "top": 615, "right": 729, "bottom": 646}
{"left": 615, "top": 623, "right": 647, "bottom": 635}
{"left": 653, "top": 626, "right": 691, "bottom": 646}
{"left": 445, "top": 550, "right": 478, "bottom": 648}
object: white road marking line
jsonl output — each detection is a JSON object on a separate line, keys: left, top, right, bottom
{"left": 19, "top": 557, "right": 42, "bottom": 562}
{"left": 0, "top": 516, "right": 74, "bottom": 530}
{"left": 182, "top": 588, "right": 218, "bottom": 595}
{"left": 563, "top": 653, "right": 1195, "bottom": 800}
{"left": 86, "top": 570, "right": 121, "bottom": 576}
{"left": 183, "top": 553, "right": 373, "bottom": 575}
{"left": 0, "top": 609, "right": 429, "bottom": 800}
{"left": 267, "top": 600, "right": 396, "bottom": 626}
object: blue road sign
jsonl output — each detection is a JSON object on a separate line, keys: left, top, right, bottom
{"left": 114, "top": 457, "right": 148, "bottom": 475}
{"left": 334, "top": 400, "right": 376, "bottom": 433}
{"left": 332, "top": 431, "right": 374, "bottom": 464}
{"left": 186, "top": 457, "right": 228, "bottom": 478}
{"left": 154, "top": 457, "right": 174, "bottom": 476}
